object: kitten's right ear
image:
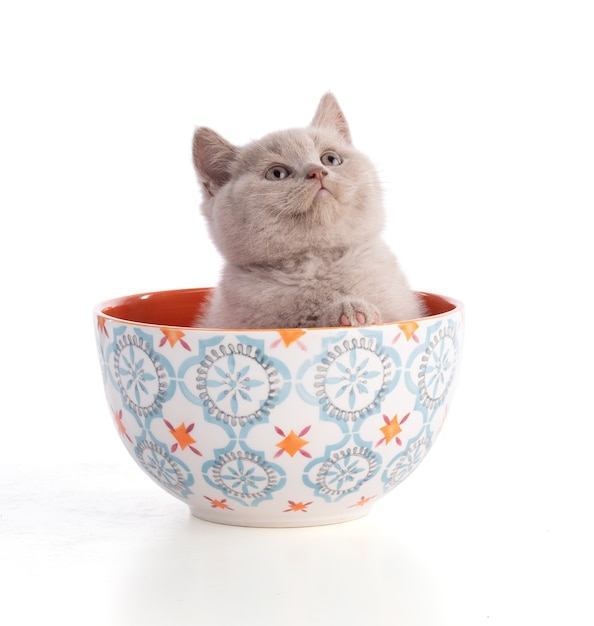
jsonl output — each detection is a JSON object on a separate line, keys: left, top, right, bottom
{"left": 192, "top": 127, "right": 239, "bottom": 196}
{"left": 311, "top": 92, "right": 352, "bottom": 144}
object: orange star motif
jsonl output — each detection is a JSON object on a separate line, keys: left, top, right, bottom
{"left": 97, "top": 316, "right": 109, "bottom": 337}
{"left": 169, "top": 422, "right": 196, "bottom": 449}
{"left": 380, "top": 415, "right": 402, "bottom": 444}
{"left": 376, "top": 413, "right": 409, "bottom": 447}
{"left": 348, "top": 495, "right": 376, "bottom": 508}
{"left": 284, "top": 500, "right": 313, "bottom": 513}
{"left": 272, "top": 329, "right": 307, "bottom": 349}
{"left": 274, "top": 426, "right": 311, "bottom": 458}
{"left": 113, "top": 408, "right": 132, "bottom": 442}
{"left": 159, "top": 328, "right": 191, "bottom": 350}
{"left": 204, "top": 496, "right": 233, "bottom": 510}
{"left": 164, "top": 420, "right": 202, "bottom": 455}
{"left": 397, "top": 321, "right": 420, "bottom": 341}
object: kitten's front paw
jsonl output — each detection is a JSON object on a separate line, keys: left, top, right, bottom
{"left": 337, "top": 300, "right": 381, "bottom": 327}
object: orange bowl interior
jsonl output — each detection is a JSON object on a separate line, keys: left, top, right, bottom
{"left": 98, "top": 288, "right": 458, "bottom": 328}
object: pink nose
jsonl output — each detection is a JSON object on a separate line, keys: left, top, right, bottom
{"left": 306, "top": 166, "right": 328, "bottom": 183}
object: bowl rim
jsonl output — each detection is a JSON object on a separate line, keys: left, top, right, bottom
{"left": 94, "top": 287, "right": 463, "bottom": 332}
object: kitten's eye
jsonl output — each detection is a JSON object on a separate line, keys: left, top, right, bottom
{"left": 320, "top": 151, "right": 342, "bottom": 166}
{"left": 265, "top": 165, "right": 291, "bottom": 180}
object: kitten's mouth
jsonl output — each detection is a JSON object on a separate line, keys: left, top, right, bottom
{"left": 308, "top": 177, "right": 334, "bottom": 205}
{"left": 316, "top": 187, "right": 332, "bottom": 198}
{"left": 313, "top": 180, "right": 333, "bottom": 199}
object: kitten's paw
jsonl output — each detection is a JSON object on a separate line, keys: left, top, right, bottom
{"left": 337, "top": 301, "right": 381, "bottom": 327}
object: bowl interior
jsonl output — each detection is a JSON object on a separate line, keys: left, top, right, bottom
{"left": 98, "top": 288, "right": 457, "bottom": 328}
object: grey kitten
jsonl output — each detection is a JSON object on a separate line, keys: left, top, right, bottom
{"left": 192, "top": 93, "right": 424, "bottom": 329}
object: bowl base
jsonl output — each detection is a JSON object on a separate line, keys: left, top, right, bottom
{"left": 189, "top": 506, "right": 371, "bottom": 528}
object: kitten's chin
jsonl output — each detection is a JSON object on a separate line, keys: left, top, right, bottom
{"left": 310, "top": 188, "right": 335, "bottom": 208}
{"left": 292, "top": 186, "right": 336, "bottom": 215}
{"left": 315, "top": 188, "right": 332, "bottom": 199}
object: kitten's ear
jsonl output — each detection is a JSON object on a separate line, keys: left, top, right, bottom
{"left": 311, "top": 93, "right": 352, "bottom": 144}
{"left": 192, "top": 127, "right": 239, "bottom": 196}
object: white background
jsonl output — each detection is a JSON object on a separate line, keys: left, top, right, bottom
{"left": 1, "top": 1, "right": 593, "bottom": 624}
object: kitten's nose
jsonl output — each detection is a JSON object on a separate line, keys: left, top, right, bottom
{"left": 306, "top": 166, "right": 328, "bottom": 183}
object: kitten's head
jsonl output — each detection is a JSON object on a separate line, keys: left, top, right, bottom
{"left": 192, "top": 93, "right": 385, "bottom": 265}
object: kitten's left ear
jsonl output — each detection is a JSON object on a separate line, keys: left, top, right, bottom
{"left": 311, "top": 93, "right": 352, "bottom": 144}
{"left": 192, "top": 127, "right": 239, "bottom": 197}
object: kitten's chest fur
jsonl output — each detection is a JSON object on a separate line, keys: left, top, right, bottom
{"left": 200, "top": 240, "right": 422, "bottom": 329}
{"left": 257, "top": 247, "right": 351, "bottom": 287}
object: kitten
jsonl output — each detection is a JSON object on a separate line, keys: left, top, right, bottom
{"left": 192, "top": 93, "right": 424, "bottom": 329}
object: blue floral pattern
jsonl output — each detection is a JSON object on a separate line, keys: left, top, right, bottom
{"left": 301, "top": 331, "right": 400, "bottom": 422}
{"left": 194, "top": 337, "right": 291, "bottom": 427}
{"left": 382, "top": 429, "right": 433, "bottom": 492}
{"left": 204, "top": 450, "right": 286, "bottom": 506}
{"left": 406, "top": 320, "right": 458, "bottom": 416}
{"left": 111, "top": 327, "right": 174, "bottom": 419}
{"left": 134, "top": 434, "right": 194, "bottom": 499}
{"left": 305, "top": 444, "right": 380, "bottom": 502}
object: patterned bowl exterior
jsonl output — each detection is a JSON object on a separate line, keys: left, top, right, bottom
{"left": 94, "top": 288, "right": 463, "bottom": 527}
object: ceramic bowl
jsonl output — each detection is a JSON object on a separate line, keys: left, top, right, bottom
{"left": 94, "top": 288, "right": 463, "bottom": 527}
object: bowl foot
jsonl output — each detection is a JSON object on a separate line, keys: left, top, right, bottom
{"left": 188, "top": 507, "right": 371, "bottom": 528}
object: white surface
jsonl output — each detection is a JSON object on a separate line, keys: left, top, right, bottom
{"left": 1, "top": 1, "right": 593, "bottom": 624}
